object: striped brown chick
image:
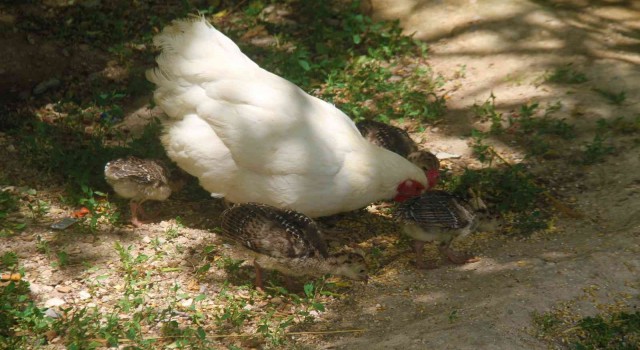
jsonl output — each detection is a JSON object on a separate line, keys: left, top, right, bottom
{"left": 356, "top": 120, "right": 418, "bottom": 158}
{"left": 104, "top": 156, "right": 178, "bottom": 227}
{"left": 394, "top": 190, "right": 479, "bottom": 269}
{"left": 220, "top": 203, "right": 368, "bottom": 290}
{"left": 356, "top": 120, "right": 440, "bottom": 188}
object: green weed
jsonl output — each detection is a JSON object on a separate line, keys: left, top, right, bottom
{"left": 1, "top": 251, "right": 19, "bottom": 269}
{"left": 473, "top": 93, "right": 504, "bottom": 135}
{"left": 0, "top": 255, "right": 52, "bottom": 349}
{"left": 35, "top": 235, "right": 51, "bottom": 255}
{"left": 582, "top": 119, "right": 616, "bottom": 164}
{"left": 595, "top": 115, "right": 640, "bottom": 135}
{"left": 449, "top": 165, "right": 549, "bottom": 235}
{"left": 165, "top": 216, "right": 184, "bottom": 239}
{"left": 214, "top": 286, "right": 251, "bottom": 330}
{"left": 0, "top": 190, "right": 24, "bottom": 236}
{"left": 473, "top": 98, "right": 576, "bottom": 158}
{"left": 55, "top": 251, "right": 70, "bottom": 268}
{"left": 593, "top": 88, "right": 627, "bottom": 105}
{"left": 534, "top": 308, "right": 640, "bottom": 349}
{"left": 546, "top": 65, "right": 588, "bottom": 84}
{"left": 79, "top": 185, "right": 119, "bottom": 231}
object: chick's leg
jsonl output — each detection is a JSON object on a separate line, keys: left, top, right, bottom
{"left": 253, "top": 260, "right": 264, "bottom": 291}
{"left": 130, "top": 200, "right": 144, "bottom": 227}
{"left": 439, "top": 240, "right": 479, "bottom": 264}
{"left": 413, "top": 240, "right": 441, "bottom": 269}
{"left": 413, "top": 240, "right": 427, "bottom": 269}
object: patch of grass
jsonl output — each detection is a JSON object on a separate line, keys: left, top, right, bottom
{"left": 596, "top": 115, "right": 640, "bottom": 135}
{"left": 593, "top": 88, "right": 627, "bottom": 105}
{"left": 572, "top": 312, "right": 640, "bottom": 349}
{"left": 582, "top": 134, "right": 615, "bottom": 164}
{"left": 1, "top": 251, "right": 19, "bottom": 269}
{"left": 546, "top": 65, "right": 588, "bottom": 84}
{"left": 473, "top": 97, "right": 576, "bottom": 158}
{"left": 78, "top": 185, "right": 120, "bottom": 231}
{"left": 507, "top": 101, "right": 576, "bottom": 157}
{"left": 473, "top": 92, "right": 504, "bottom": 135}
{"left": 231, "top": 1, "right": 444, "bottom": 123}
{"left": 214, "top": 286, "right": 252, "bottom": 330}
{"left": 55, "top": 251, "right": 70, "bottom": 268}
{"left": 0, "top": 189, "right": 18, "bottom": 220}
{"left": 35, "top": 235, "right": 51, "bottom": 255}
{"left": 449, "top": 165, "right": 550, "bottom": 235}
{"left": 0, "top": 255, "right": 52, "bottom": 349}
{"left": 0, "top": 189, "right": 23, "bottom": 236}
{"left": 509, "top": 102, "right": 575, "bottom": 139}
{"left": 165, "top": 216, "right": 184, "bottom": 239}
{"left": 534, "top": 306, "right": 640, "bottom": 349}
{"left": 581, "top": 119, "right": 616, "bottom": 165}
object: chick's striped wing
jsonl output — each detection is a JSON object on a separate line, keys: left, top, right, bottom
{"left": 396, "top": 191, "right": 470, "bottom": 229}
{"left": 356, "top": 120, "right": 417, "bottom": 158}
{"left": 105, "top": 158, "right": 169, "bottom": 185}
{"left": 220, "top": 203, "right": 328, "bottom": 259}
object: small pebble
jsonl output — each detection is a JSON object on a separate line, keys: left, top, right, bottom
{"left": 29, "top": 283, "right": 54, "bottom": 295}
{"left": 33, "top": 78, "right": 61, "bottom": 95}
{"left": 181, "top": 298, "right": 193, "bottom": 308}
{"left": 78, "top": 290, "right": 91, "bottom": 300}
{"left": 56, "top": 285, "right": 71, "bottom": 293}
{"left": 45, "top": 308, "right": 62, "bottom": 319}
{"left": 44, "top": 297, "right": 65, "bottom": 308}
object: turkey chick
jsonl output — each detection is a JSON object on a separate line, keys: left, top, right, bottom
{"left": 220, "top": 203, "right": 368, "bottom": 290}
{"left": 394, "top": 190, "right": 479, "bottom": 269}
{"left": 104, "top": 157, "right": 179, "bottom": 227}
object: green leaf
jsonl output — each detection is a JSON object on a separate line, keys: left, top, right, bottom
{"left": 353, "top": 34, "right": 361, "bottom": 44}
{"left": 312, "top": 302, "right": 325, "bottom": 312}
{"left": 298, "top": 60, "right": 311, "bottom": 71}
{"left": 303, "top": 283, "right": 314, "bottom": 297}
{"left": 197, "top": 326, "right": 206, "bottom": 339}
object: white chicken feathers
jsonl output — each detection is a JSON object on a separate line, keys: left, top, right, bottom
{"left": 146, "top": 18, "right": 427, "bottom": 217}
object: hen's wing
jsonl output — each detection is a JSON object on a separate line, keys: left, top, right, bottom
{"left": 220, "top": 203, "right": 328, "bottom": 259}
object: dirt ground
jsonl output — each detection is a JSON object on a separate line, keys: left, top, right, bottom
{"left": 311, "top": 1, "right": 640, "bottom": 349}
{"left": 1, "top": 0, "right": 640, "bottom": 349}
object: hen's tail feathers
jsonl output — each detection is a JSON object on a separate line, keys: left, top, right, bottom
{"left": 146, "top": 17, "right": 257, "bottom": 89}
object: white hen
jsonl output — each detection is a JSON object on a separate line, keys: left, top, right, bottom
{"left": 146, "top": 18, "right": 427, "bottom": 217}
